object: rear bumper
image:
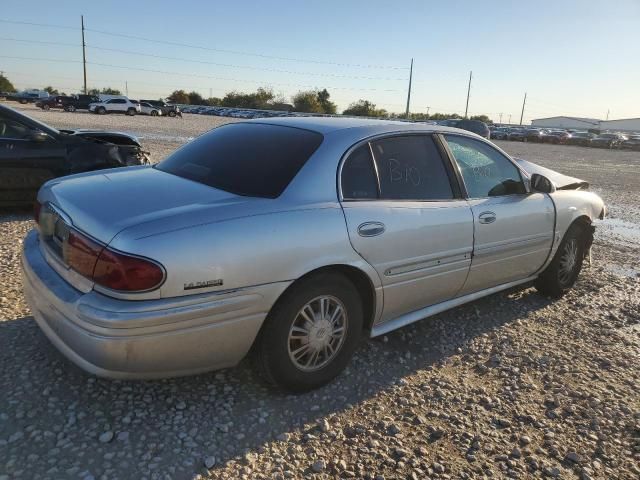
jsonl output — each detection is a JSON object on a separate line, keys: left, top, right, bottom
{"left": 21, "top": 230, "right": 289, "bottom": 379}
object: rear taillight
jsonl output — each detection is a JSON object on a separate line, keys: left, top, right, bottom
{"left": 93, "top": 248, "right": 165, "bottom": 292}
{"left": 63, "top": 229, "right": 103, "bottom": 278}
{"left": 52, "top": 226, "right": 164, "bottom": 293}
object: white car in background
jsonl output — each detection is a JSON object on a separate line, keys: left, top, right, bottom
{"left": 138, "top": 102, "right": 162, "bottom": 116}
{"left": 88, "top": 98, "right": 141, "bottom": 116}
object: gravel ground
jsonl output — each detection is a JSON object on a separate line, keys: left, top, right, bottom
{"left": 0, "top": 108, "right": 638, "bottom": 479}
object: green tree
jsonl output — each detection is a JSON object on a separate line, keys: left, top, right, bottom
{"left": 167, "top": 90, "right": 189, "bottom": 104}
{"left": 205, "top": 97, "right": 222, "bottom": 106}
{"left": 0, "top": 74, "right": 16, "bottom": 92}
{"left": 87, "top": 87, "right": 122, "bottom": 95}
{"left": 43, "top": 86, "right": 59, "bottom": 95}
{"left": 470, "top": 114, "right": 493, "bottom": 124}
{"left": 292, "top": 90, "right": 324, "bottom": 113}
{"left": 221, "top": 88, "right": 275, "bottom": 109}
{"left": 188, "top": 91, "right": 204, "bottom": 105}
{"left": 292, "top": 89, "right": 337, "bottom": 114}
{"left": 317, "top": 89, "right": 337, "bottom": 114}
{"left": 342, "top": 99, "right": 387, "bottom": 117}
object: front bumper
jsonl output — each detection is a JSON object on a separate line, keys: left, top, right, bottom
{"left": 21, "top": 230, "right": 289, "bottom": 379}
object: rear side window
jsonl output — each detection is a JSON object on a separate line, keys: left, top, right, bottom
{"left": 341, "top": 145, "right": 378, "bottom": 199}
{"left": 370, "top": 135, "right": 454, "bottom": 200}
{"left": 156, "top": 123, "right": 323, "bottom": 198}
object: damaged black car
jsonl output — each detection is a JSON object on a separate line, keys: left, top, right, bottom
{"left": 0, "top": 104, "right": 149, "bottom": 206}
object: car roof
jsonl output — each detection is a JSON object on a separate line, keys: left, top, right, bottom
{"left": 243, "top": 115, "right": 467, "bottom": 137}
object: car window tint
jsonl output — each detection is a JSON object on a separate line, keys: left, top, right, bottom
{"left": 370, "top": 135, "right": 453, "bottom": 200}
{"left": 444, "top": 135, "right": 525, "bottom": 197}
{"left": 341, "top": 145, "right": 378, "bottom": 199}
{"left": 156, "top": 123, "right": 323, "bottom": 198}
{"left": 0, "top": 116, "right": 31, "bottom": 139}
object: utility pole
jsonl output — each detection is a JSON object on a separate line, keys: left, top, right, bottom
{"left": 606, "top": 109, "right": 610, "bottom": 121}
{"left": 508, "top": 114, "right": 512, "bottom": 124}
{"left": 464, "top": 70, "right": 472, "bottom": 118}
{"left": 519, "top": 92, "right": 527, "bottom": 125}
{"left": 81, "top": 15, "right": 87, "bottom": 94}
{"left": 426, "top": 106, "right": 430, "bottom": 118}
{"left": 405, "top": 58, "right": 413, "bottom": 118}
{"left": 499, "top": 113, "right": 503, "bottom": 124}
{"left": 125, "top": 81, "right": 128, "bottom": 97}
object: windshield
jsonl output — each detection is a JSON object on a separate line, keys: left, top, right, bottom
{"left": 156, "top": 123, "right": 324, "bottom": 198}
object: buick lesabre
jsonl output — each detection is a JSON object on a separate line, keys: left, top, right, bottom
{"left": 22, "top": 117, "right": 606, "bottom": 391}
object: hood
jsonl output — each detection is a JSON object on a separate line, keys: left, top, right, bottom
{"left": 514, "top": 158, "right": 589, "bottom": 190}
{"left": 61, "top": 129, "right": 142, "bottom": 147}
{"left": 38, "top": 166, "right": 264, "bottom": 244}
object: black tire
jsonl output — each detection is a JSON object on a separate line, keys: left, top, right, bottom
{"left": 42, "top": 104, "right": 50, "bottom": 111}
{"left": 97, "top": 106, "right": 107, "bottom": 115}
{"left": 150, "top": 110, "right": 158, "bottom": 117}
{"left": 252, "top": 272, "right": 363, "bottom": 393}
{"left": 535, "top": 223, "right": 587, "bottom": 298}
{"left": 66, "top": 105, "right": 76, "bottom": 112}
{"left": 168, "top": 110, "right": 176, "bottom": 117}
{"left": 126, "top": 108, "right": 136, "bottom": 116}
{"left": 19, "top": 99, "right": 28, "bottom": 104}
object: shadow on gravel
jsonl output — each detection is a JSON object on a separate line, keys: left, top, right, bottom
{"left": 0, "top": 207, "right": 31, "bottom": 224}
{"left": 0, "top": 284, "right": 554, "bottom": 479}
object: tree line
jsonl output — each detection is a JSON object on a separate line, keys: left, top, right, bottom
{"left": 0, "top": 73, "right": 494, "bottom": 122}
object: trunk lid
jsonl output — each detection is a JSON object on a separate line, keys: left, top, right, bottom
{"left": 38, "top": 166, "right": 262, "bottom": 244}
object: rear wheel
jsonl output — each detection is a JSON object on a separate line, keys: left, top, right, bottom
{"left": 65, "top": 105, "right": 76, "bottom": 112}
{"left": 97, "top": 106, "right": 107, "bottom": 115}
{"left": 42, "top": 104, "right": 50, "bottom": 111}
{"left": 150, "top": 110, "right": 158, "bottom": 116}
{"left": 168, "top": 110, "right": 176, "bottom": 117}
{"left": 535, "top": 223, "right": 587, "bottom": 298}
{"left": 126, "top": 108, "right": 136, "bottom": 116}
{"left": 252, "top": 273, "right": 363, "bottom": 392}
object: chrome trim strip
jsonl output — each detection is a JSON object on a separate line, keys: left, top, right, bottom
{"left": 370, "top": 275, "right": 537, "bottom": 337}
{"left": 384, "top": 253, "right": 470, "bottom": 276}
{"left": 474, "top": 233, "right": 552, "bottom": 256}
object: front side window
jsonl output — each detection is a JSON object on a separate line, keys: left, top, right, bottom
{"left": 444, "top": 135, "right": 526, "bottom": 198}
{"left": 370, "top": 135, "right": 454, "bottom": 200}
{"left": 157, "top": 123, "right": 323, "bottom": 198}
{"left": 0, "top": 114, "right": 31, "bottom": 139}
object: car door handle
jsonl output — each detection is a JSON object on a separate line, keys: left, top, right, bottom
{"left": 478, "top": 211, "right": 497, "bottom": 224}
{"left": 357, "top": 222, "right": 385, "bottom": 237}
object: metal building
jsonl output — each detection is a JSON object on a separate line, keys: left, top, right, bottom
{"left": 599, "top": 118, "right": 640, "bottom": 132}
{"left": 531, "top": 116, "right": 601, "bottom": 130}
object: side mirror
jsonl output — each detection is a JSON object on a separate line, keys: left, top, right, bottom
{"left": 28, "top": 131, "right": 50, "bottom": 142}
{"left": 530, "top": 173, "right": 556, "bottom": 193}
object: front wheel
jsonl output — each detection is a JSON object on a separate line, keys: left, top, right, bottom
{"left": 150, "top": 110, "right": 158, "bottom": 116}
{"left": 168, "top": 110, "right": 176, "bottom": 117}
{"left": 126, "top": 108, "right": 136, "bottom": 116}
{"left": 535, "top": 223, "right": 587, "bottom": 298}
{"left": 252, "top": 273, "right": 363, "bottom": 392}
{"left": 97, "top": 107, "right": 107, "bottom": 115}
{"left": 65, "top": 105, "right": 76, "bottom": 112}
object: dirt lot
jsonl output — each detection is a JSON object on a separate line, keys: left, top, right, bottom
{"left": 0, "top": 105, "right": 638, "bottom": 479}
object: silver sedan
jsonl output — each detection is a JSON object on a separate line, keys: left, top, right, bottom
{"left": 22, "top": 117, "right": 605, "bottom": 391}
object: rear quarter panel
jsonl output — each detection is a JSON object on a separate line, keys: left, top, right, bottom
{"left": 109, "top": 205, "right": 382, "bottom": 300}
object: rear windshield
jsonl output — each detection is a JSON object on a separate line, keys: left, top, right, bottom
{"left": 156, "top": 123, "right": 323, "bottom": 198}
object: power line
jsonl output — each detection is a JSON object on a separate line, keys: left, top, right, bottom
{"left": 0, "top": 37, "right": 407, "bottom": 81}
{"left": 0, "top": 18, "right": 407, "bottom": 70}
{"left": 86, "top": 61, "right": 404, "bottom": 92}
{"left": 0, "top": 56, "right": 403, "bottom": 92}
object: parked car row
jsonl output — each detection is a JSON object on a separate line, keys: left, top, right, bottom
{"left": 179, "top": 105, "right": 292, "bottom": 119}
{"left": 4, "top": 91, "right": 182, "bottom": 118}
{"left": 489, "top": 126, "right": 639, "bottom": 150}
